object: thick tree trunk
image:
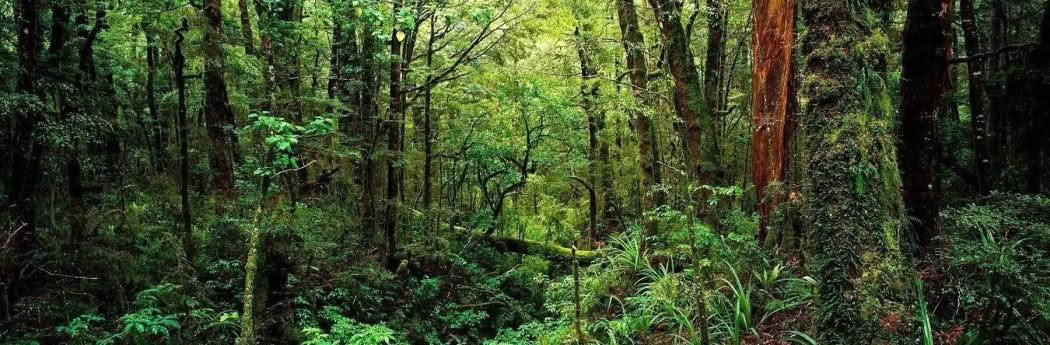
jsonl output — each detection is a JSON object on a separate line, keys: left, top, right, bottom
{"left": 174, "top": 20, "right": 193, "bottom": 262}
{"left": 203, "top": 0, "right": 238, "bottom": 218}
{"left": 616, "top": 0, "right": 663, "bottom": 250}
{"left": 899, "top": 0, "right": 952, "bottom": 250}
{"left": 1027, "top": 0, "right": 1050, "bottom": 194}
{"left": 960, "top": 0, "right": 991, "bottom": 195}
{"left": 987, "top": 0, "right": 1008, "bottom": 179}
{"left": 359, "top": 21, "right": 381, "bottom": 247}
{"left": 647, "top": 0, "right": 715, "bottom": 219}
{"left": 751, "top": 0, "right": 796, "bottom": 243}
{"left": 4, "top": 0, "right": 44, "bottom": 322}
{"left": 799, "top": 0, "right": 913, "bottom": 343}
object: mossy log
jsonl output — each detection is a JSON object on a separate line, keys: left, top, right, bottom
{"left": 411, "top": 210, "right": 607, "bottom": 263}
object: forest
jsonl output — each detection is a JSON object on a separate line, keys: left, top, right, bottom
{"left": 1, "top": 0, "right": 1049, "bottom": 343}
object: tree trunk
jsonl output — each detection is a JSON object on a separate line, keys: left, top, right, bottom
{"left": 422, "top": 15, "right": 437, "bottom": 211}
{"left": 987, "top": 0, "right": 1008, "bottom": 180}
{"left": 960, "top": 0, "right": 991, "bottom": 195}
{"left": 799, "top": 0, "right": 913, "bottom": 343}
{"left": 616, "top": 0, "right": 664, "bottom": 251}
{"left": 1026, "top": 0, "right": 1050, "bottom": 194}
{"left": 385, "top": 0, "right": 406, "bottom": 267}
{"left": 576, "top": 25, "right": 602, "bottom": 247}
{"left": 4, "top": 0, "right": 44, "bottom": 322}
{"left": 203, "top": 0, "right": 238, "bottom": 217}
{"left": 359, "top": 20, "right": 381, "bottom": 247}
{"left": 899, "top": 0, "right": 952, "bottom": 251}
{"left": 704, "top": 0, "right": 727, "bottom": 182}
{"left": 751, "top": 0, "right": 797, "bottom": 243}
{"left": 174, "top": 19, "right": 193, "bottom": 262}
{"left": 146, "top": 31, "right": 167, "bottom": 171}
{"left": 238, "top": 0, "right": 256, "bottom": 56}
{"left": 646, "top": 0, "right": 715, "bottom": 219}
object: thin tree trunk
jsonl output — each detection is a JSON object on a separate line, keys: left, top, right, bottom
{"left": 174, "top": 19, "right": 193, "bottom": 261}
{"left": 751, "top": 0, "right": 796, "bottom": 244}
{"left": 422, "top": 14, "right": 437, "bottom": 211}
{"left": 576, "top": 25, "right": 601, "bottom": 247}
{"left": 146, "top": 31, "right": 167, "bottom": 171}
{"left": 616, "top": 0, "right": 663, "bottom": 251}
{"left": 385, "top": 0, "right": 406, "bottom": 267}
{"left": 239, "top": 0, "right": 255, "bottom": 56}
{"left": 960, "top": 0, "right": 991, "bottom": 195}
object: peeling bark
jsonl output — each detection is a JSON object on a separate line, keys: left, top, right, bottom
{"left": 751, "top": 0, "right": 796, "bottom": 243}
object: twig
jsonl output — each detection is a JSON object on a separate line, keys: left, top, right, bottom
{"left": 950, "top": 42, "right": 1037, "bottom": 63}
{"left": 34, "top": 265, "right": 99, "bottom": 280}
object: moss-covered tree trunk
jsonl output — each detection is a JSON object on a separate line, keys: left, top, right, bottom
{"left": 203, "top": 0, "right": 238, "bottom": 219}
{"left": 238, "top": 0, "right": 255, "bottom": 56}
{"left": 358, "top": 19, "right": 381, "bottom": 247}
{"left": 751, "top": 0, "right": 797, "bottom": 244}
{"left": 647, "top": 0, "right": 717, "bottom": 219}
{"left": 799, "top": 1, "right": 913, "bottom": 343}
{"left": 899, "top": 0, "right": 952, "bottom": 250}
{"left": 576, "top": 24, "right": 605, "bottom": 247}
{"left": 616, "top": 0, "right": 664, "bottom": 252}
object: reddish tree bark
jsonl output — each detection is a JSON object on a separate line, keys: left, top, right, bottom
{"left": 751, "top": 0, "right": 797, "bottom": 243}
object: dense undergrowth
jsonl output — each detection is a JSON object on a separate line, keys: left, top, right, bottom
{"left": 4, "top": 185, "right": 1048, "bottom": 345}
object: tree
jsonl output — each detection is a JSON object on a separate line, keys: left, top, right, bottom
{"left": 960, "top": 0, "right": 991, "bottom": 194}
{"left": 3, "top": 0, "right": 45, "bottom": 323}
{"left": 799, "top": 0, "right": 913, "bottom": 343}
{"left": 899, "top": 0, "right": 953, "bottom": 250}
{"left": 615, "top": 0, "right": 664, "bottom": 250}
{"left": 1025, "top": 0, "right": 1050, "bottom": 193}
{"left": 202, "top": 0, "right": 239, "bottom": 216}
{"left": 574, "top": 23, "right": 604, "bottom": 247}
{"left": 385, "top": 0, "right": 409, "bottom": 267}
{"left": 646, "top": 0, "right": 717, "bottom": 222}
{"left": 238, "top": 0, "right": 256, "bottom": 56}
{"left": 751, "top": 0, "right": 797, "bottom": 244}
{"left": 174, "top": 18, "right": 193, "bottom": 263}
{"left": 145, "top": 28, "right": 167, "bottom": 171}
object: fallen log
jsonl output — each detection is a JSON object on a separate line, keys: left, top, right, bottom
{"left": 409, "top": 209, "right": 608, "bottom": 263}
